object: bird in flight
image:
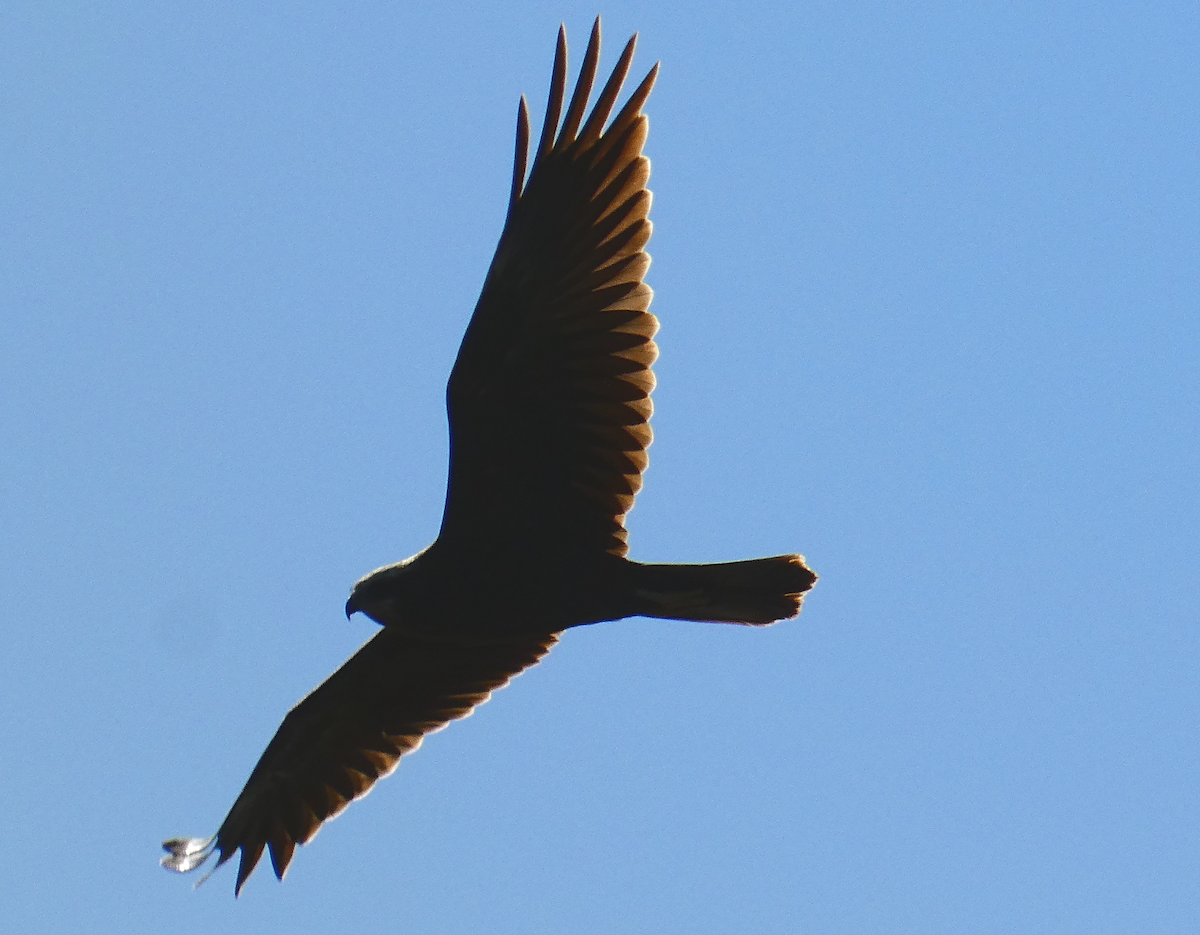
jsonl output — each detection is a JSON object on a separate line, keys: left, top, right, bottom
{"left": 161, "top": 18, "right": 817, "bottom": 896}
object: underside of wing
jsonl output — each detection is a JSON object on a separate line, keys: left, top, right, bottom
{"left": 163, "top": 627, "right": 557, "bottom": 895}
{"left": 440, "top": 20, "right": 660, "bottom": 561}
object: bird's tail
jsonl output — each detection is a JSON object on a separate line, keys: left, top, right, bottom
{"left": 630, "top": 555, "right": 817, "bottom": 625}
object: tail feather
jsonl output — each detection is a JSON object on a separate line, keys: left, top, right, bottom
{"left": 631, "top": 554, "right": 817, "bottom": 625}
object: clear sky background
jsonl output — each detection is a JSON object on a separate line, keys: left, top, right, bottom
{"left": 3, "top": 2, "right": 1197, "bottom": 932}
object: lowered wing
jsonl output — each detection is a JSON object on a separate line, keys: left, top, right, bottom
{"left": 162, "top": 628, "right": 556, "bottom": 894}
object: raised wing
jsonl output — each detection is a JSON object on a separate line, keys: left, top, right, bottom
{"left": 162, "top": 628, "right": 557, "bottom": 895}
{"left": 439, "top": 20, "right": 660, "bottom": 561}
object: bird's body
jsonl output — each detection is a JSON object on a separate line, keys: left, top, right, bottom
{"left": 347, "top": 544, "right": 636, "bottom": 641}
{"left": 162, "top": 20, "right": 816, "bottom": 896}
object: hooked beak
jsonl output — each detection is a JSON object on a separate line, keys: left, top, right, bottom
{"left": 344, "top": 595, "right": 358, "bottom": 620}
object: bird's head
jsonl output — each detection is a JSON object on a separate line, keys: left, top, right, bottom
{"left": 344, "top": 550, "right": 427, "bottom": 625}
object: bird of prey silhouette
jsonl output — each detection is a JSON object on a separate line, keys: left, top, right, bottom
{"left": 161, "top": 19, "right": 817, "bottom": 896}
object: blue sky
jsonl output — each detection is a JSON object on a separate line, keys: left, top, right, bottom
{"left": 3, "top": 2, "right": 1198, "bottom": 932}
